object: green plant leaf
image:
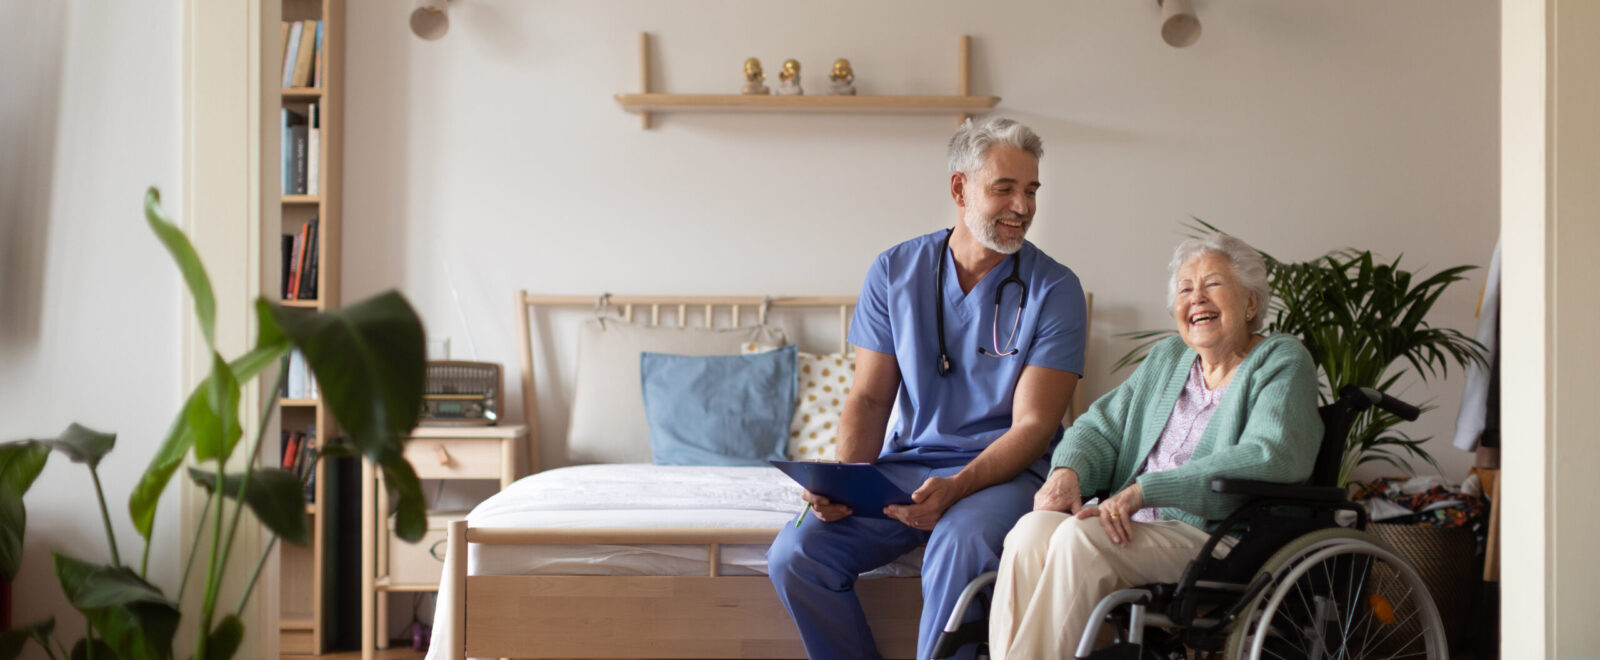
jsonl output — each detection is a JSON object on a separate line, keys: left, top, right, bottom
{"left": 268, "top": 292, "right": 426, "bottom": 460}
{"left": 231, "top": 299, "right": 292, "bottom": 380}
{"left": 187, "top": 468, "right": 310, "bottom": 546}
{"left": 0, "top": 617, "right": 53, "bottom": 660}
{"left": 34, "top": 424, "right": 116, "bottom": 468}
{"left": 189, "top": 352, "right": 242, "bottom": 462}
{"left": 0, "top": 442, "right": 51, "bottom": 580}
{"left": 205, "top": 614, "right": 243, "bottom": 660}
{"left": 69, "top": 637, "right": 116, "bottom": 660}
{"left": 53, "top": 553, "right": 179, "bottom": 660}
{"left": 381, "top": 451, "right": 427, "bottom": 542}
{"left": 144, "top": 186, "right": 217, "bottom": 348}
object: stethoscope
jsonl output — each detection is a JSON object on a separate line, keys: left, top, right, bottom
{"left": 935, "top": 228, "right": 1027, "bottom": 376}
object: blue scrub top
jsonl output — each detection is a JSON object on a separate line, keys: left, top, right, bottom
{"left": 849, "top": 230, "right": 1088, "bottom": 473}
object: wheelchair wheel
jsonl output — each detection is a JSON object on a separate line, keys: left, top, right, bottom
{"left": 1222, "top": 528, "right": 1448, "bottom": 660}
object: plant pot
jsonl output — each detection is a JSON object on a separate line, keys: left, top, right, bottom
{"left": 1368, "top": 522, "right": 1478, "bottom": 653}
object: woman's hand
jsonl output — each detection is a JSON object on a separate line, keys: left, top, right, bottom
{"left": 1033, "top": 468, "right": 1083, "bottom": 513}
{"left": 802, "top": 489, "right": 852, "bottom": 522}
{"left": 1076, "top": 483, "right": 1144, "bottom": 546}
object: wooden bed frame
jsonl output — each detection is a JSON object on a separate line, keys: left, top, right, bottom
{"left": 435, "top": 292, "right": 1091, "bottom": 659}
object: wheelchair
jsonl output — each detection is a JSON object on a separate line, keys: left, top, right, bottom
{"left": 931, "top": 386, "right": 1449, "bottom": 660}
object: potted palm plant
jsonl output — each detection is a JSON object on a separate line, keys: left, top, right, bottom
{"left": 1114, "top": 221, "right": 1486, "bottom": 486}
{"left": 0, "top": 188, "right": 431, "bottom": 659}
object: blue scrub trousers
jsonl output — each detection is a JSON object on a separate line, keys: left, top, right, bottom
{"left": 767, "top": 461, "right": 1042, "bottom": 660}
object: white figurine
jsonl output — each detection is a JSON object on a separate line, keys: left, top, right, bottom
{"left": 741, "top": 57, "right": 770, "bottom": 95}
{"left": 828, "top": 58, "right": 856, "bottom": 95}
{"left": 775, "top": 59, "right": 803, "bottom": 95}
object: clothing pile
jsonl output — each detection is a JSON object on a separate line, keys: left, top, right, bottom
{"left": 1351, "top": 473, "right": 1491, "bottom": 550}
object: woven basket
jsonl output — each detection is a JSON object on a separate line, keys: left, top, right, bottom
{"left": 1369, "top": 522, "right": 1478, "bottom": 653}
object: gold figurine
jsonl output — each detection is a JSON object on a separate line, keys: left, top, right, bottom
{"left": 742, "top": 57, "right": 769, "bottom": 95}
{"left": 828, "top": 58, "right": 856, "bottom": 95}
{"left": 776, "top": 58, "right": 803, "bottom": 95}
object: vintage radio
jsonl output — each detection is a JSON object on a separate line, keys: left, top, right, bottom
{"left": 421, "top": 361, "right": 501, "bottom": 425}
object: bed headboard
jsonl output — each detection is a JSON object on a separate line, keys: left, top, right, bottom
{"left": 513, "top": 291, "right": 1091, "bottom": 473}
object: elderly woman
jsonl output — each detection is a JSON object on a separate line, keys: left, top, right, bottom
{"left": 987, "top": 234, "right": 1324, "bottom": 659}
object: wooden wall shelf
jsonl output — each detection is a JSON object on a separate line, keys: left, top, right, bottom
{"left": 618, "top": 33, "right": 998, "bottom": 129}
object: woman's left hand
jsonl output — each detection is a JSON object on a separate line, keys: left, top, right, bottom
{"left": 1076, "top": 483, "right": 1144, "bottom": 547}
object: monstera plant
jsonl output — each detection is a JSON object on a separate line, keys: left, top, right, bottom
{"left": 1114, "top": 221, "right": 1486, "bottom": 486}
{"left": 0, "top": 188, "right": 429, "bottom": 659}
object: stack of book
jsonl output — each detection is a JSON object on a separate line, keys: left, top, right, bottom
{"left": 281, "top": 219, "right": 320, "bottom": 301}
{"left": 281, "top": 104, "right": 320, "bottom": 196}
{"left": 280, "top": 426, "right": 319, "bottom": 502}
{"left": 281, "top": 20, "right": 324, "bottom": 89}
{"left": 282, "top": 349, "right": 321, "bottom": 400}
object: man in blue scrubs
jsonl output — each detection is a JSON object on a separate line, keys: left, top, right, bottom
{"left": 768, "top": 117, "right": 1087, "bottom": 660}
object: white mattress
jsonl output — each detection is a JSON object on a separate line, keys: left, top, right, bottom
{"left": 464, "top": 463, "right": 923, "bottom": 577}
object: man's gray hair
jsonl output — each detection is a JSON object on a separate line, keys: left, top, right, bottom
{"left": 1167, "top": 234, "right": 1272, "bottom": 333}
{"left": 947, "top": 117, "right": 1044, "bottom": 175}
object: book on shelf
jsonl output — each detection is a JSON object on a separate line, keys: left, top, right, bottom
{"left": 280, "top": 234, "right": 294, "bottom": 299}
{"left": 283, "top": 223, "right": 304, "bottom": 299}
{"left": 281, "top": 21, "right": 303, "bottom": 89}
{"left": 296, "top": 219, "right": 320, "bottom": 301}
{"left": 306, "top": 103, "right": 321, "bottom": 196}
{"left": 280, "top": 108, "right": 307, "bottom": 196}
{"left": 292, "top": 20, "right": 318, "bottom": 88}
{"left": 312, "top": 21, "right": 325, "bottom": 89}
{"left": 281, "top": 431, "right": 301, "bottom": 470}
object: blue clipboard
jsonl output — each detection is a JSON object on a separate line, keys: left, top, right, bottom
{"left": 770, "top": 460, "right": 914, "bottom": 519}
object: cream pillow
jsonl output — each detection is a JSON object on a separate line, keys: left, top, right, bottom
{"left": 744, "top": 345, "right": 854, "bottom": 461}
{"left": 567, "top": 319, "right": 788, "bottom": 465}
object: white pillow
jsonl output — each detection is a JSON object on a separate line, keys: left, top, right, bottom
{"left": 567, "top": 319, "right": 788, "bottom": 465}
{"left": 745, "top": 346, "right": 854, "bottom": 461}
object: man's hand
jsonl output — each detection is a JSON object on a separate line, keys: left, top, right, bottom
{"left": 883, "top": 475, "right": 966, "bottom": 531}
{"left": 1076, "top": 482, "right": 1144, "bottom": 547}
{"left": 801, "top": 489, "right": 853, "bottom": 522}
{"left": 1034, "top": 467, "right": 1083, "bottom": 513}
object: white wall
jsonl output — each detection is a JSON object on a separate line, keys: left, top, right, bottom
{"left": 343, "top": 0, "right": 1499, "bottom": 483}
{"left": 0, "top": 0, "right": 183, "bottom": 652}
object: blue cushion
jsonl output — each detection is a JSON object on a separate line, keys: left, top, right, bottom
{"left": 641, "top": 345, "right": 797, "bottom": 466}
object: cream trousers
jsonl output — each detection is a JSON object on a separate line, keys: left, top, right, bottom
{"left": 988, "top": 511, "right": 1229, "bottom": 660}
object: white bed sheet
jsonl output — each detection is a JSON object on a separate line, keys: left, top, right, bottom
{"left": 425, "top": 464, "right": 922, "bottom": 660}
{"left": 465, "top": 463, "right": 923, "bottom": 577}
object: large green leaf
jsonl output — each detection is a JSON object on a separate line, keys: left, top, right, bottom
{"left": 187, "top": 467, "right": 310, "bottom": 545}
{"left": 53, "top": 552, "right": 179, "bottom": 660}
{"left": 189, "top": 352, "right": 242, "bottom": 462}
{"left": 268, "top": 292, "right": 426, "bottom": 459}
{"left": 36, "top": 424, "right": 116, "bottom": 468}
{"left": 69, "top": 637, "right": 116, "bottom": 660}
{"left": 204, "top": 615, "right": 244, "bottom": 660}
{"left": 380, "top": 451, "right": 427, "bottom": 542}
{"left": 144, "top": 186, "right": 216, "bottom": 348}
{"left": 0, "top": 442, "right": 51, "bottom": 580}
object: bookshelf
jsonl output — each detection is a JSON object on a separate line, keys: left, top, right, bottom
{"left": 274, "top": 0, "right": 344, "bottom": 655}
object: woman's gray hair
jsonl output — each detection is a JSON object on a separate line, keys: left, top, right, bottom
{"left": 1167, "top": 234, "right": 1272, "bottom": 333}
{"left": 947, "top": 117, "right": 1044, "bottom": 175}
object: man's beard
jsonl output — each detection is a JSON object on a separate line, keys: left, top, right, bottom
{"left": 964, "top": 208, "right": 1027, "bottom": 255}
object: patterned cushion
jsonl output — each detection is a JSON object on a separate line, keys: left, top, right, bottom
{"left": 744, "top": 344, "right": 854, "bottom": 461}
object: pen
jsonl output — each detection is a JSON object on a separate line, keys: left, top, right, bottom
{"left": 795, "top": 501, "right": 812, "bottom": 527}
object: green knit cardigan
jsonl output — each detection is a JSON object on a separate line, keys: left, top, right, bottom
{"left": 1052, "top": 333, "right": 1325, "bottom": 530}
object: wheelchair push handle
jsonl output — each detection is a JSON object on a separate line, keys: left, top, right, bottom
{"left": 1339, "top": 385, "right": 1421, "bottom": 421}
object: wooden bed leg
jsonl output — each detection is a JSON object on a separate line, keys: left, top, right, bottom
{"left": 440, "top": 519, "right": 468, "bottom": 660}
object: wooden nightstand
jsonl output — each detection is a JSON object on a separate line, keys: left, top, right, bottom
{"left": 360, "top": 424, "right": 528, "bottom": 658}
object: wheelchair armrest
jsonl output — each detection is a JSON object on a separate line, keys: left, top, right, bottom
{"left": 1209, "top": 477, "right": 1346, "bottom": 503}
